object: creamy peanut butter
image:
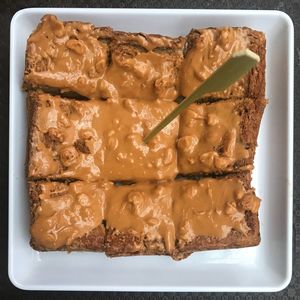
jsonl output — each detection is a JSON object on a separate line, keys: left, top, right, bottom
{"left": 29, "top": 93, "right": 179, "bottom": 181}
{"left": 105, "top": 182, "right": 175, "bottom": 253}
{"left": 26, "top": 15, "right": 110, "bottom": 99}
{"left": 177, "top": 99, "right": 251, "bottom": 174}
{"left": 173, "top": 178, "right": 260, "bottom": 246}
{"left": 180, "top": 28, "right": 249, "bottom": 98}
{"left": 25, "top": 15, "right": 184, "bottom": 101}
{"left": 31, "top": 181, "right": 109, "bottom": 249}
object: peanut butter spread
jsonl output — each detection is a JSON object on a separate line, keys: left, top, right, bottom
{"left": 177, "top": 99, "right": 250, "bottom": 174}
{"left": 25, "top": 15, "right": 184, "bottom": 101}
{"left": 105, "top": 182, "right": 175, "bottom": 252}
{"left": 29, "top": 93, "right": 179, "bottom": 181}
{"left": 180, "top": 28, "right": 249, "bottom": 98}
{"left": 173, "top": 178, "right": 260, "bottom": 246}
{"left": 31, "top": 181, "right": 108, "bottom": 249}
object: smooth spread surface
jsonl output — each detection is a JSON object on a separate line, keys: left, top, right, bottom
{"left": 177, "top": 99, "right": 251, "bottom": 174}
{"left": 105, "top": 182, "right": 175, "bottom": 252}
{"left": 25, "top": 15, "right": 184, "bottom": 101}
{"left": 173, "top": 178, "right": 260, "bottom": 246}
{"left": 31, "top": 181, "right": 108, "bottom": 249}
{"left": 29, "top": 93, "right": 179, "bottom": 181}
{"left": 180, "top": 28, "right": 249, "bottom": 98}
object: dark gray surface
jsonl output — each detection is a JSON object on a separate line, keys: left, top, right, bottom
{"left": 1, "top": 0, "right": 299, "bottom": 298}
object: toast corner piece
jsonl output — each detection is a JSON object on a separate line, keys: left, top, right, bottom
{"left": 180, "top": 27, "right": 266, "bottom": 99}
{"left": 28, "top": 180, "right": 107, "bottom": 252}
{"left": 172, "top": 172, "right": 261, "bottom": 257}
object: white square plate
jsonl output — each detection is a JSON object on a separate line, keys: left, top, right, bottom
{"left": 9, "top": 8, "right": 294, "bottom": 292}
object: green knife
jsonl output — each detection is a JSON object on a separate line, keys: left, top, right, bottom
{"left": 144, "top": 49, "right": 260, "bottom": 144}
